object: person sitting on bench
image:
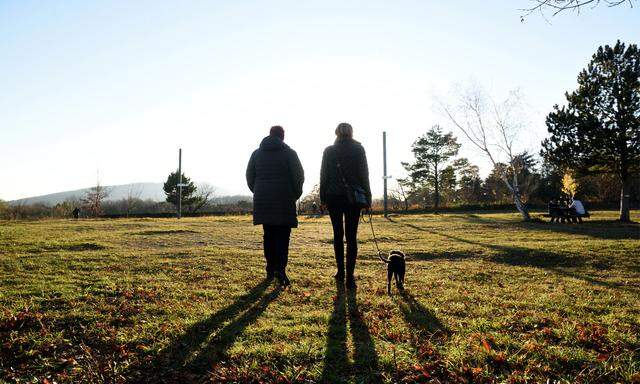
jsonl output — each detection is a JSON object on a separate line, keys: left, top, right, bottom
{"left": 569, "top": 197, "right": 586, "bottom": 223}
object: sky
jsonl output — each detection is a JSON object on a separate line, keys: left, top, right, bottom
{"left": 1, "top": 0, "right": 638, "bottom": 201}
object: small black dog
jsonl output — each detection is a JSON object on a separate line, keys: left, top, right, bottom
{"left": 379, "top": 250, "right": 406, "bottom": 293}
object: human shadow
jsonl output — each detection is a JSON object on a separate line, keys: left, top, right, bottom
{"left": 320, "top": 281, "right": 348, "bottom": 383}
{"left": 347, "top": 289, "right": 380, "bottom": 382}
{"left": 390, "top": 219, "right": 638, "bottom": 293}
{"left": 321, "top": 281, "right": 381, "bottom": 383}
{"left": 129, "top": 278, "right": 279, "bottom": 383}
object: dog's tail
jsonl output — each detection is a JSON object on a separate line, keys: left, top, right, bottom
{"left": 378, "top": 252, "right": 389, "bottom": 263}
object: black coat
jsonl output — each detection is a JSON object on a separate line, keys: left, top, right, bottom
{"left": 246, "top": 135, "right": 305, "bottom": 227}
{"left": 320, "top": 138, "right": 371, "bottom": 206}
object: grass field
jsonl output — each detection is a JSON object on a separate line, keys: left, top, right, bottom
{"left": 1, "top": 211, "right": 639, "bottom": 383}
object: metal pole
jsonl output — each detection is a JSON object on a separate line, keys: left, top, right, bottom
{"left": 383, "top": 131, "right": 388, "bottom": 218}
{"left": 178, "top": 148, "right": 182, "bottom": 219}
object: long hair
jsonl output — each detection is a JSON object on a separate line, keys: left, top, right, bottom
{"left": 335, "top": 122, "right": 353, "bottom": 141}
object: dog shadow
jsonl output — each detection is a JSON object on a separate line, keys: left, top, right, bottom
{"left": 395, "top": 290, "right": 449, "bottom": 339}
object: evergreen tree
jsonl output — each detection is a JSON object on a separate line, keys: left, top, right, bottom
{"left": 401, "top": 125, "right": 461, "bottom": 210}
{"left": 483, "top": 163, "right": 512, "bottom": 203}
{"left": 532, "top": 159, "right": 564, "bottom": 204}
{"left": 453, "top": 158, "right": 483, "bottom": 204}
{"left": 541, "top": 41, "right": 640, "bottom": 221}
{"left": 163, "top": 171, "right": 200, "bottom": 210}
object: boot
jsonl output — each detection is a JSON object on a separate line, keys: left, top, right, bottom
{"left": 276, "top": 271, "right": 290, "bottom": 287}
{"left": 346, "top": 253, "right": 356, "bottom": 289}
{"left": 346, "top": 276, "right": 357, "bottom": 290}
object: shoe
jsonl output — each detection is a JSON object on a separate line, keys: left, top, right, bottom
{"left": 276, "top": 271, "right": 291, "bottom": 287}
{"left": 346, "top": 277, "right": 357, "bottom": 290}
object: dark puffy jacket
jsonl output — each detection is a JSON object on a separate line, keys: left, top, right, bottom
{"left": 246, "top": 135, "right": 304, "bottom": 227}
{"left": 320, "top": 138, "right": 371, "bottom": 206}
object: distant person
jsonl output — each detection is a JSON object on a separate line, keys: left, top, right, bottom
{"left": 558, "top": 198, "right": 570, "bottom": 223}
{"left": 72, "top": 207, "right": 80, "bottom": 220}
{"left": 246, "top": 126, "right": 304, "bottom": 286}
{"left": 548, "top": 199, "right": 560, "bottom": 223}
{"left": 569, "top": 197, "right": 586, "bottom": 223}
{"left": 311, "top": 201, "right": 318, "bottom": 215}
{"left": 320, "top": 122, "right": 371, "bottom": 289}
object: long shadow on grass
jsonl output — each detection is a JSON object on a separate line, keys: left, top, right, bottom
{"left": 133, "top": 229, "right": 198, "bottom": 236}
{"left": 395, "top": 291, "right": 451, "bottom": 380}
{"left": 321, "top": 281, "right": 381, "bottom": 383}
{"left": 390, "top": 219, "right": 638, "bottom": 293}
{"left": 396, "top": 290, "right": 448, "bottom": 339}
{"left": 130, "top": 278, "right": 279, "bottom": 383}
{"left": 454, "top": 213, "right": 639, "bottom": 240}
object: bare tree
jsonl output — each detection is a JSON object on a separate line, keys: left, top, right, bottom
{"left": 82, "top": 180, "right": 110, "bottom": 218}
{"left": 299, "top": 184, "right": 320, "bottom": 213}
{"left": 391, "top": 181, "right": 410, "bottom": 211}
{"left": 191, "top": 183, "right": 217, "bottom": 213}
{"left": 438, "top": 84, "right": 532, "bottom": 221}
{"left": 0, "top": 199, "right": 7, "bottom": 220}
{"left": 124, "top": 186, "right": 143, "bottom": 217}
{"left": 522, "top": 0, "right": 634, "bottom": 19}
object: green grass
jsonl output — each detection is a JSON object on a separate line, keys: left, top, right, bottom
{"left": 1, "top": 211, "right": 639, "bottom": 383}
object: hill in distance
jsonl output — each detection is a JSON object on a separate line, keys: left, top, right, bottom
{"left": 9, "top": 183, "right": 250, "bottom": 206}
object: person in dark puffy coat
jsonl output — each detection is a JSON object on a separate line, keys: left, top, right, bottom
{"left": 320, "top": 122, "right": 371, "bottom": 289}
{"left": 246, "top": 126, "right": 304, "bottom": 286}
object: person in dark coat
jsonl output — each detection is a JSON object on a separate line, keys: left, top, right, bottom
{"left": 548, "top": 199, "right": 560, "bottom": 223}
{"left": 320, "top": 122, "right": 371, "bottom": 289}
{"left": 246, "top": 126, "right": 304, "bottom": 286}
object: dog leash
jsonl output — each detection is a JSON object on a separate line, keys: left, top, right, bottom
{"left": 361, "top": 210, "right": 383, "bottom": 258}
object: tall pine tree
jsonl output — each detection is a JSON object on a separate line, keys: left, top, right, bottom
{"left": 541, "top": 41, "right": 639, "bottom": 222}
{"left": 401, "top": 125, "right": 461, "bottom": 211}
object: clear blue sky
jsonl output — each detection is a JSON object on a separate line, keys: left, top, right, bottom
{"left": 1, "top": 0, "right": 638, "bottom": 200}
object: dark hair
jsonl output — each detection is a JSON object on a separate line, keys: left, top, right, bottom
{"left": 335, "top": 122, "right": 353, "bottom": 138}
{"left": 270, "top": 125, "right": 284, "bottom": 139}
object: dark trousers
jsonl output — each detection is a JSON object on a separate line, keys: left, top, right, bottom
{"left": 328, "top": 202, "right": 361, "bottom": 278}
{"left": 263, "top": 225, "right": 291, "bottom": 274}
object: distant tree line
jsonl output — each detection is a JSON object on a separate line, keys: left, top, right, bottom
{"left": 0, "top": 171, "right": 252, "bottom": 220}
{"left": 0, "top": 196, "right": 253, "bottom": 220}
{"left": 379, "top": 153, "right": 639, "bottom": 213}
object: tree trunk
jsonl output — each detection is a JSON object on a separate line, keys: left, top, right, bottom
{"left": 619, "top": 177, "right": 631, "bottom": 222}
{"left": 434, "top": 165, "right": 439, "bottom": 212}
{"left": 513, "top": 190, "right": 531, "bottom": 221}
{"left": 500, "top": 172, "right": 531, "bottom": 221}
